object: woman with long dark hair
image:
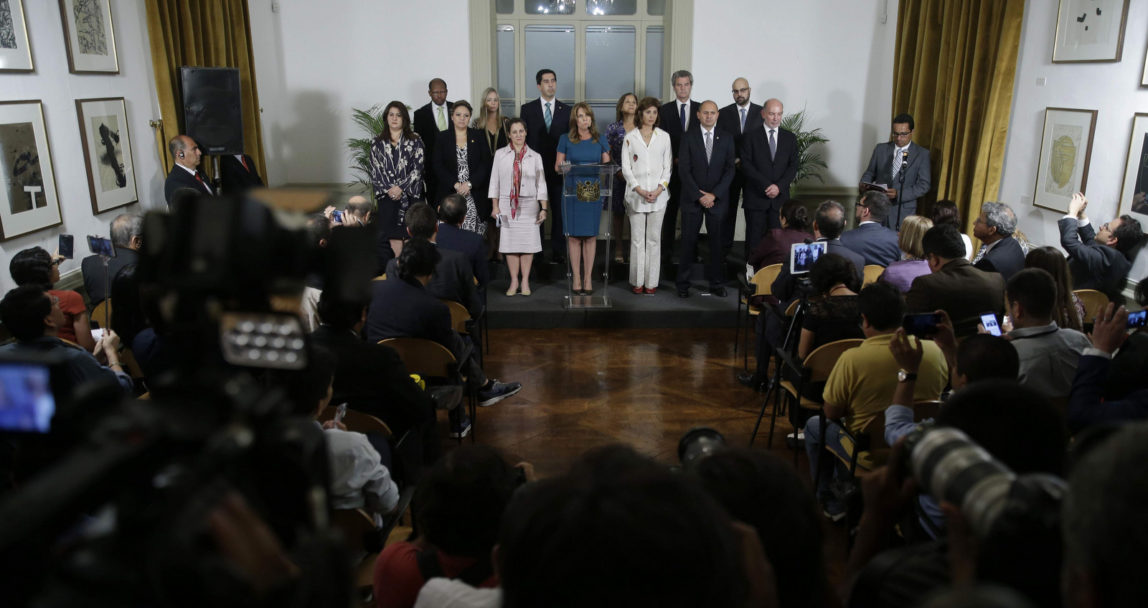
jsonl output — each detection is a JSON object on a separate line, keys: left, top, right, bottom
{"left": 372, "top": 100, "right": 426, "bottom": 257}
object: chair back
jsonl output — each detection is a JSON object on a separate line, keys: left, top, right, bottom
{"left": 379, "top": 337, "right": 457, "bottom": 379}
{"left": 443, "top": 300, "right": 472, "bottom": 334}
{"left": 373, "top": 273, "right": 387, "bottom": 281}
{"left": 802, "top": 338, "right": 864, "bottom": 382}
{"left": 751, "top": 264, "right": 783, "bottom": 297}
{"left": 862, "top": 264, "right": 885, "bottom": 287}
{"left": 319, "top": 405, "right": 393, "bottom": 438}
{"left": 91, "top": 299, "right": 112, "bottom": 329}
{"left": 1074, "top": 289, "right": 1109, "bottom": 325}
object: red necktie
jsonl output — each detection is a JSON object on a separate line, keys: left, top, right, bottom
{"left": 240, "top": 156, "right": 250, "bottom": 172}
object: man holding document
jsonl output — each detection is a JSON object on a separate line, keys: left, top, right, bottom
{"left": 860, "top": 113, "right": 931, "bottom": 229}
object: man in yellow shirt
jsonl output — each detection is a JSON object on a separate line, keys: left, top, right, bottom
{"left": 805, "top": 282, "right": 948, "bottom": 521}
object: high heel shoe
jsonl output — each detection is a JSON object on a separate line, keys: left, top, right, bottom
{"left": 521, "top": 286, "right": 532, "bottom": 296}
{"left": 506, "top": 286, "right": 518, "bottom": 296}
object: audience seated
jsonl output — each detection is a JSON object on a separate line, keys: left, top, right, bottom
{"left": 435, "top": 194, "right": 490, "bottom": 292}
{"left": 80, "top": 213, "right": 142, "bottom": 308}
{"left": 1060, "top": 192, "right": 1145, "bottom": 303}
{"left": 772, "top": 200, "right": 865, "bottom": 303}
{"left": 972, "top": 202, "right": 1025, "bottom": 281}
{"left": 10, "top": 247, "right": 95, "bottom": 352}
{"left": 805, "top": 282, "right": 948, "bottom": 520}
{"left": 373, "top": 445, "right": 522, "bottom": 608}
{"left": 798, "top": 253, "right": 864, "bottom": 360}
{"left": 299, "top": 213, "right": 330, "bottom": 333}
{"left": 906, "top": 224, "right": 1006, "bottom": 336}
{"left": 841, "top": 191, "right": 902, "bottom": 267}
{"left": 0, "top": 285, "right": 132, "bottom": 397}
{"left": 1005, "top": 268, "right": 1090, "bottom": 399}
{"left": 497, "top": 445, "right": 755, "bottom": 608}
{"left": 1067, "top": 303, "right": 1148, "bottom": 432}
{"left": 878, "top": 214, "right": 933, "bottom": 292}
{"left": 930, "top": 199, "right": 972, "bottom": 260}
{"left": 1098, "top": 280, "right": 1148, "bottom": 401}
{"left": 747, "top": 199, "right": 813, "bottom": 271}
{"left": 1024, "top": 246, "right": 1084, "bottom": 332}
{"left": 387, "top": 203, "right": 482, "bottom": 319}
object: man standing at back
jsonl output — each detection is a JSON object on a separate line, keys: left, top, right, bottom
{"left": 164, "top": 134, "right": 214, "bottom": 205}
{"left": 520, "top": 69, "right": 571, "bottom": 263}
{"left": 860, "top": 113, "right": 931, "bottom": 229}
{"left": 717, "top": 77, "right": 763, "bottom": 262}
{"left": 659, "top": 70, "right": 701, "bottom": 264}
{"left": 413, "top": 78, "right": 452, "bottom": 201}
{"left": 741, "top": 99, "right": 798, "bottom": 256}
{"left": 676, "top": 101, "right": 735, "bottom": 298}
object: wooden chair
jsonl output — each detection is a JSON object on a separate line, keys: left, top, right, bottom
{"left": 373, "top": 273, "right": 387, "bottom": 281}
{"left": 836, "top": 400, "right": 944, "bottom": 476}
{"left": 90, "top": 298, "right": 112, "bottom": 329}
{"left": 862, "top": 264, "right": 885, "bottom": 287}
{"left": 736, "top": 263, "right": 783, "bottom": 369}
{"left": 319, "top": 405, "right": 393, "bottom": 438}
{"left": 380, "top": 337, "right": 476, "bottom": 443}
{"left": 443, "top": 299, "right": 482, "bottom": 367}
{"left": 1074, "top": 289, "right": 1109, "bottom": 327}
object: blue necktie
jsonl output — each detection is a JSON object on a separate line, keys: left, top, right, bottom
{"left": 739, "top": 107, "right": 747, "bottom": 133}
{"left": 544, "top": 102, "right": 552, "bottom": 130}
{"left": 679, "top": 103, "right": 686, "bottom": 131}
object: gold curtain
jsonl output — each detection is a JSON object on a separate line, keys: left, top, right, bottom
{"left": 145, "top": 0, "right": 265, "bottom": 180}
{"left": 892, "top": 0, "right": 1024, "bottom": 237}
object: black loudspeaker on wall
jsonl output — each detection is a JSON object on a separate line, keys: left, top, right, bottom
{"left": 180, "top": 66, "right": 244, "bottom": 155}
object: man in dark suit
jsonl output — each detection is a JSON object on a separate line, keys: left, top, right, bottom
{"left": 841, "top": 191, "right": 902, "bottom": 267}
{"left": 81, "top": 212, "right": 141, "bottom": 308}
{"left": 412, "top": 78, "right": 452, "bottom": 201}
{"left": 971, "top": 201, "right": 1025, "bottom": 281}
{"left": 658, "top": 69, "right": 701, "bottom": 263}
{"left": 1060, "top": 192, "right": 1145, "bottom": 303}
{"left": 387, "top": 203, "right": 481, "bottom": 319}
{"left": 716, "top": 77, "right": 763, "bottom": 260}
{"left": 677, "top": 101, "right": 734, "bottom": 298}
{"left": 906, "top": 224, "right": 1006, "bottom": 336}
{"left": 520, "top": 69, "right": 571, "bottom": 262}
{"left": 436, "top": 193, "right": 490, "bottom": 291}
{"left": 860, "top": 113, "right": 931, "bottom": 229}
{"left": 771, "top": 201, "right": 865, "bottom": 303}
{"left": 741, "top": 98, "right": 799, "bottom": 256}
{"left": 164, "top": 134, "right": 214, "bottom": 205}
{"left": 219, "top": 153, "right": 264, "bottom": 195}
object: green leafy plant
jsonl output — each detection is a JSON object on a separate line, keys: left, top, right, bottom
{"left": 781, "top": 108, "right": 829, "bottom": 186}
{"left": 346, "top": 105, "right": 389, "bottom": 192}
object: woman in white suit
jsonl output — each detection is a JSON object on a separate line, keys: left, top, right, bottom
{"left": 621, "top": 97, "right": 673, "bottom": 294}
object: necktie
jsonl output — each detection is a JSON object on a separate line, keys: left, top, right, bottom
{"left": 679, "top": 103, "right": 686, "bottom": 131}
{"left": 739, "top": 107, "right": 747, "bottom": 133}
{"left": 891, "top": 147, "right": 902, "bottom": 180}
{"left": 704, "top": 131, "right": 713, "bottom": 163}
{"left": 194, "top": 172, "right": 213, "bottom": 194}
{"left": 436, "top": 105, "right": 446, "bottom": 130}
{"left": 240, "top": 156, "right": 250, "bottom": 172}
{"left": 973, "top": 244, "right": 987, "bottom": 264}
{"left": 768, "top": 129, "right": 776, "bottom": 159}
{"left": 544, "top": 102, "right": 552, "bottom": 130}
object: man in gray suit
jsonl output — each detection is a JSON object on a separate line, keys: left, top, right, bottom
{"left": 860, "top": 113, "right": 931, "bottom": 229}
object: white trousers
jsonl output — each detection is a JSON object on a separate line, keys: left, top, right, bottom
{"left": 627, "top": 207, "right": 667, "bottom": 289}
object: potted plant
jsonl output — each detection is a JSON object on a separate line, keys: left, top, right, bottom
{"left": 780, "top": 108, "right": 829, "bottom": 193}
{"left": 346, "top": 105, "right": 388, "bottom": 194}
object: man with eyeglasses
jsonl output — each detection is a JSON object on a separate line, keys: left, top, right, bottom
{"left": 860, "top": 113, "right": 931, "bottom": 229}
{"left": 717, "top": 77, "right": 763, "bottom": 260}
{"left": 1060, "top": 192, "right": 1146, "bottom": 303}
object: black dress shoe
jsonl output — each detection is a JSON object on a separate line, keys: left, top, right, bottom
{"left": 737, "top": 371, "right": 764, "bottom": 391}
{"left": 711, "top": 286, "right": 728, "bottom": 297}
{"left": 677, "top": 288, "right": 690, "bottom": 298}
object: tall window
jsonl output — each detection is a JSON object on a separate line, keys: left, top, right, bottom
{"left": 496, "top": 0, "right": 666, "bottom": 122}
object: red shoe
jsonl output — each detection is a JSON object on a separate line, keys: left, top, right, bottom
{"left": 631, "top": 286, "right": 644, "bottom": 294}
{"left": 644, "top": 287, "right": 657, "bottom": 295}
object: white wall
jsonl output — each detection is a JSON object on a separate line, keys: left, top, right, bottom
{"left": 249, "top": 0, "right": 472, "bottom": 187}
{"left": 0, "top": 1, "right": 162, "bottom": 293}
{"left": 690, "top": 0, "right": 899, "bottom": 191}
{"left": 1001, "top": 0, "right": 1148, "bottom": 283}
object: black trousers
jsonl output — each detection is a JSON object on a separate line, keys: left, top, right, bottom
{"left": 743, "top": 200, "right": 781, "bottom": 258}
{"left": 721, "top": 168, "right": 745, "bottom": 255}
{"left": 677, "top": 204, "right": 727, "bottom": 289}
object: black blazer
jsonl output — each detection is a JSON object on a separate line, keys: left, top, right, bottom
{"left": 973, "top": 236, "right": 1025, "bottom": 281}
{"left": 365, "top": 274, "right": 455, "bottom": 350}
{"left": 677, "top": 127, "right": 735, "bottom": 211}
{"left": 520, "top": 98, "right": 571, "bottom": 180}
{"left": 436, "top": 223, "right": 489, "bottom": 289}
{"left": 860, "top": 140, "right": 931, "bottom": 205}
{"left": 413, "top": 101, "right": 452, "bottom": 189}
{"left": 905, "top": 258, "right": 1006, "bottom": 335}
{"left": 219, "top": 154, "right": 264, "bottom": 195}
{"left": 658, "top": 100, "right": 701, "bottom": 156}
{"left": 81, "top": 248, "right": 139, "bottom": 308}
{"left": 433, "top": 129, "right": 492, "bottom": 216}
{"left": 717, "top": 102, "right": 763, "bottom": 163}
{"left": 740, "top": 126, "right": 798, "bottom": 210}
{"left": 840, "top": 223, "right": 903, "bottom": 268}
{"left": 1059, "top": 217, "right": 1133, "bottom": 303}
{"left": 386, "top": 246, "right": 481, "bottom": 319}
{"left": 164, "top": 166, "right": 213, "bottom": 205}
{"left": 772, "top": 239, "right": 866, "bottom": 303}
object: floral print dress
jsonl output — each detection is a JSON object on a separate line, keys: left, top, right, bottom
{"left": 371, "top": 135, "right": 425, "bottom": 240}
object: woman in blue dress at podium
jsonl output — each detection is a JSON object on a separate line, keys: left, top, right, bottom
{"left": 556, "top": 102, "right": 610, "bottom": 295}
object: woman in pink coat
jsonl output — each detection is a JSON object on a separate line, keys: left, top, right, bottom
{"left": 490, "top": 118, "right": 549, "bottom": 296}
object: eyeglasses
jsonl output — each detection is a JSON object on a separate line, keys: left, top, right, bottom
{"left": 892, "top": 131, "right": 912, "bottom": 138}
{"left": 50, "top": 258, "right": 63, "bottom": 267}
{"left": 732, "top": 87, "right": 749, "bottom": 94}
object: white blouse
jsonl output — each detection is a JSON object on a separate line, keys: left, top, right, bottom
{"left": 620, "top": 127, "right": 673, "bottom": 213}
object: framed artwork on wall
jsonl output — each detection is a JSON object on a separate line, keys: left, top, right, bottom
{"left": 0, "top": 101, "right": 62, "bottom": 240}
{"left": 1033, "top": 107, "right": 1097, "bottom": 214}
{"left": 0, "top": 0, "right": 34, "bottom": 72}
{"left": 59, "top": 0, "right": 118, "bottom": 73}
{"left": 1142, "top": 42, "right": 1148, "bottom": 86}
{"left": 1118, "top": 113, "right": 1148, "bottom": 221}
{"left": 1052, "top": 0, "right": 1129, "bottom": 63}
{"left": 76, "top": 97, "right": 137, "bottom": 213}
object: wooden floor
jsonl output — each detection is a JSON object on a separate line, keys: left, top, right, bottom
{"left": 463, "top": 327, "right": 797, "bottom": 476}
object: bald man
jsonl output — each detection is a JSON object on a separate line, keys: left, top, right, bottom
{"left": 717, "top": 77, "right": 763, "bottom": 259}
{"left": 740, "top": 98, "right": 798, "bottom": 256}
{"left": 677, "top": 101, "right": 735, "bottom": 297}
{"left": 164, "top": 134, "right": 213, "bottom": 205}
{"left": 412, "top": 78, "right": 452, "bottom": 201}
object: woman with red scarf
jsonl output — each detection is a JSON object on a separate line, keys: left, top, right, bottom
{"left": 490, "top": 118, "right": 548, "bottom": 296}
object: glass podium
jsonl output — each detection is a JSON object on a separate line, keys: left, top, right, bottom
{"left": 560, "top": 163, "right": 615, "bottom": 309}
